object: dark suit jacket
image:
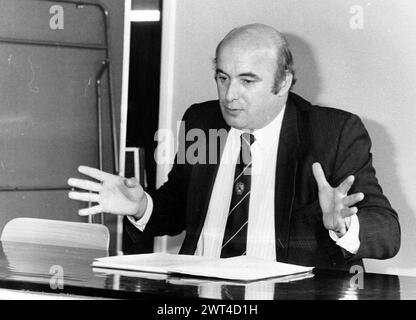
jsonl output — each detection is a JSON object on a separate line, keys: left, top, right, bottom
{"left": 126, "top": 92, "right": 400, "bottom": 270}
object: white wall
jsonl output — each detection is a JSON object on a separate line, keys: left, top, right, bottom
{"left": 158, "top": 0, "right": 416, "bottom": 276}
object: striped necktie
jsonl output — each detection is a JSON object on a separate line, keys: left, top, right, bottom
{"left": 221, "top": 132, "right": 255, "bottom": 258}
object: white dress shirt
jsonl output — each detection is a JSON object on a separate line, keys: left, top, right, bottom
{"left": 129, "top": 105, "right": 360, "bottom": 259}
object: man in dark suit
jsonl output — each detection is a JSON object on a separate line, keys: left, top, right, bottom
{"left": 68, "top": 23, "right": 400, "bottom": 270}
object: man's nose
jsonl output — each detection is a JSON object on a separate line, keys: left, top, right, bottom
{"left": 225, "top": 80, "right": 239, "bottom": 102}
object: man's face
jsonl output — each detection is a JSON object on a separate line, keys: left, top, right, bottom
{"left": 215, "top": 43, "right": 283, "bottom": 130}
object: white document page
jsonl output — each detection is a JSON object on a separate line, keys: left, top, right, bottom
{"left": 168, "top": 255, "right": 313, "bottom": 281}
{"left": 92, "top": 253, "right": 213, "bottom": 274}
{"left": 92, "top": 253, "right": 313, "bottom": 282}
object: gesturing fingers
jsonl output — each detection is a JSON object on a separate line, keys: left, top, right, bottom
{"left": 337, "top": 175, "right": 355, "bottom": 195}
{"left": 340, "top": 206, "right": 358, "bottom": 218}
{"left": 68, "top": 191, "right": 99, "bottom": 203}
{"left": 342, "top": 192, "right": 364, "bottom": 207}
{"left": 67, "top": 178, "right": 102, "bottom": 193}
{"left": 312, "top": 162, "right": 330, "bottom": 190}
{"left": 78, "top": 165, "right": 116, "bottom": 182}
{"left": 124, "top": 177, "right": 140, "bottom": 188}
{"left": 78, "top": 205, "right": 103, "bottom": 216}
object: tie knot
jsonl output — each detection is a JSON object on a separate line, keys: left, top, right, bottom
{"left": 241, "top": 132, "right": 255, "bottom": 147}
{"left": 240, "top": 132, "right": 255, "bottom": 167}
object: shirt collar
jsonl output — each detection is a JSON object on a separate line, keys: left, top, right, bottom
{"left": 229, "top": 104, "right": 286, "bottom": 151}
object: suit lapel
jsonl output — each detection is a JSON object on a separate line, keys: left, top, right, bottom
{"left": 182, "top": 106, "right": 230, "bottom": 254}
{"left": 274, "top": 97, "right": 300, "bottom": 261}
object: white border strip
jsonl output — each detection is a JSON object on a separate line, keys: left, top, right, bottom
{"left": 153, "top": 0, "right": 177, "bottom": 253}
{"left": 116, "top": 0, "right": 133, "bottom": 254}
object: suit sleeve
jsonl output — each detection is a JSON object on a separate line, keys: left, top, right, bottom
{"left": 124, "top": 108, "right": 193, "bottom": 242}
{"left": 143, "top": 111, "right": 193, "bottom": 237}
{"left": 331, "top": 114, "right": 401, "bottom": 261}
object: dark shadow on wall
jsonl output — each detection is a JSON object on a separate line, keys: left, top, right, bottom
{"left": 284, "top": 33, "right": 321, "bottom": 103}
{"left": 362, "top": 119, "right": 414, "bottom": 272}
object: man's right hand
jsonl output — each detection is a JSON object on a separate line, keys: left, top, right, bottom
{"left": 67, "top": 165, "right": 147, "bottom": 219}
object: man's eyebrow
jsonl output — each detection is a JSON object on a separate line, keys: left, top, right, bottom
{"left": 215, "top": 69, "right": 261, "bottom": 80}
{"left": 215, "top": 68, "right": 228, "bottom": 75}
{"left": 238, "top": 72, "right": 261, "bottom": 80}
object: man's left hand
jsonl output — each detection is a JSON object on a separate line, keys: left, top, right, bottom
{"left": 312, "top": 162, "right": 364, "bottom": 237}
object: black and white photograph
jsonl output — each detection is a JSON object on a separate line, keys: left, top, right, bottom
{"left": 0, "top": 0, "right": 415, "bottom": 312}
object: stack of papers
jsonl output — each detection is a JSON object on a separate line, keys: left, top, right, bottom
{"left": 92, "top": 253, "right": 313, "bottom": 282}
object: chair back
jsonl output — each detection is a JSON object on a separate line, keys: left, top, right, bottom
{"left": 0, "top": 217, "right": 109, "bottom": 251}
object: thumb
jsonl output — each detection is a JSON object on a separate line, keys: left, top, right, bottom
{"left": 123, "top": 177, "right": 140, "bottom": 188}
{"left": 312, "top": 162, "right": 330, "bottom": 190}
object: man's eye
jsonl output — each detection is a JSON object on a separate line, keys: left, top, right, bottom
{"left": 241, "top": 79, "right": 254, "bottom": 85}
{"left": 216, "top": 75, "right": 228, "bottom": 83}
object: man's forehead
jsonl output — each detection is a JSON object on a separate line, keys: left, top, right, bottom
{"left": 221, "top": 35, "right": 275, "bottom": 53}
{"left": 217, "top": 44, "right": 277, "bottom": 66}
{"left": 217, "top": 31, "right": 278, "bottom": 65}
{"left": 215, "top": 48, "right": 277, "bottom": 80}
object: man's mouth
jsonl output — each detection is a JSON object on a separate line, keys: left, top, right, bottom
{"left": 224, "top": 106, "right": 243, "bottom": 114}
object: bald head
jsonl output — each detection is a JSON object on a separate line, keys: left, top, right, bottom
{"left": 216, "top": 24, "right": 284, "bottom": 57}
{"left": 215, "top": 23, "right": 296, "bottom": 92}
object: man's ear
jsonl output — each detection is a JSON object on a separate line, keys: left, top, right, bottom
{"left": 276, "top": 72, "right": 293, "bottom": 96}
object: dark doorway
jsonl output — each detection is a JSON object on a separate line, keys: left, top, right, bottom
{"left": 123, "top": 21, "right": 162, "bottom": 254}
